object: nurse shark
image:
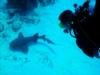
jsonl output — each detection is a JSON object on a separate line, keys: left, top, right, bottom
{"left": 9, "top": 32, "right": 55, "bottom": 54}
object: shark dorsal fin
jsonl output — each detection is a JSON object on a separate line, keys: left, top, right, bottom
{"left": 18, "top": 32, "right": 24, "bottom": 38}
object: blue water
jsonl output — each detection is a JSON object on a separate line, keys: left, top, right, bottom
{"left": 0, "top": 0, "right": 100, "bottom": 75}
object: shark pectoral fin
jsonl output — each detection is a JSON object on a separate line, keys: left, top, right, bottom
{"left": 46, "top": 39, "right": 55, "bottom": 45}
{"left": 18, "top": 32, "right": 24, "bottom": 38}
{"left": 21, "top": 46, "right": 28, "bottom": 54}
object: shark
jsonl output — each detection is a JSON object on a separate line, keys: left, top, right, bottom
{"left": 9, "top": 32, "right": 55, "bottom": 54}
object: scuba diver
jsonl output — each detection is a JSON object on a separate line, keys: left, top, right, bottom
{"left": 59, "top": 0, "right": 100, "bottom": 58}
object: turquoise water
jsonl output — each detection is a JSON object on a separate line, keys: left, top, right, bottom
{"left": 0, "top": 0, "right": 100, "bottom": 75}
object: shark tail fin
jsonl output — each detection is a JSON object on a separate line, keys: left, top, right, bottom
{"left": 39, "top": 35, "right": 55, "bottom": 45}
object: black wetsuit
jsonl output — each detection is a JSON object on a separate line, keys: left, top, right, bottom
{"left": 75, "top": 0, "right": 100, "bottom": 57}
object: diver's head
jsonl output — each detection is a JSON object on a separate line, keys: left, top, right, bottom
{"left": 59, "top": 10, "right": 74, "bottom": 25}
{"left": 59, "top": 10, "right": 75, "bottom": 33}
